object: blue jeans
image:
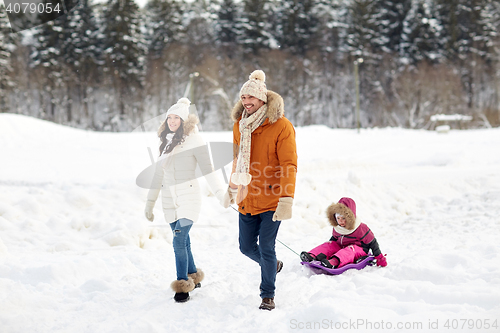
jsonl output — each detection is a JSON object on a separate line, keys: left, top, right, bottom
{"left": 170, "top": 218, "right": 197, "bottom": 281}
{"left": 239, "top": 211, "right": 281, "bottom": 299}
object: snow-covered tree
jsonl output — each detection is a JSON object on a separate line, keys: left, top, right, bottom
{"left": 345, "top": 0, "right": 378, "bottom": 61}
{"left": 274, "top": 0, "right": 320, "bottom": 55}
{"left": 145, "top": 0, "right": 185, "bottom": 58}
{"left": 435, "top": 0, "right": 498, "bottom": 108}
{"left": 183, "top": 0, "right": 215, "bottom": 50}
{"left": 316, "top": 0, "right": 349, "bottom": 56}
{"left": 399, "top": 0, "right": 444, "bottom": 66}
{"left": 369, "top": 0, "right": 411, "bottom": 55}
{"left": 475, "top": 0, "right": 500, "bottom": 62}
{"left": 30, "top": 21, "right": 64, "bottom": 69}
{"left": 238, "top": 0, "right": 273, "bottom": 54}
{"left": 0, "top": 6, "right": 16, "bottom": 111}
{"left": 30, "top": 13, "right": 73, "bottom": 121}
{"left": 60, "top": 0, "right": 101, "bottom": 122}
{"left": 101, "top": 0, "right": 146, "bottom": 117}
{"left": 213, "top": 0, "right": 239, "bottom": 48}
{"left": 435, "top": 0, "right": 496, "bottom": 62}
{"left": 60, "top": 0, "right": 100, "bottom": 74}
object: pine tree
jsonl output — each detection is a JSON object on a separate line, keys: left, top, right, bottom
{"left": 369, "top": 0, "right": 411, "bottom": 55}
{"left": 61, "top": 0, "right": 99, "bottom": 73}
{"left": 30, "top": 12, "right": 73, "bottom": 121}
{"left": 345, "top": 0, "right": 378, "bottom": 61}
{"left": 435, "top": 0, "right": 496, "bottom": 62}
{"left": 145, "top": 0, "right": 185, "bottom": 58}
{"left": 238, "top": 0, "right": 272, "bottom": 54}
{"left": 101, "top": 0, "right": 146, "bottom": 117}
{"left": 317, "top": 0, "right": 349, "bottom": 55}
{"left": 30, "top": 20, "right": 64, "bottom": 69}
{"left": 472, "top": 0, "right": 499, "bottom": 62}
{"left": 214, "top": 0, "right": 239, "bottom": 47}
{"left": 400, "top": 0, "right": 444, "bottom": 65}
{"left": 275, "top": 0, "right": 320, "bottom": 55}
{"left": 488, "top": 0, "right": 500, "bottom": 34}
{"left": 60, "top": 0, "right": 101, "bottom": 122}
{"left": 435, "top": 0, "right": 498, "bottom": 108}
{"left": 0, "top": 6, "right": 16, "bottom": 111}
{"left": 184, "top": 0, "right": 215, "bottom": 49}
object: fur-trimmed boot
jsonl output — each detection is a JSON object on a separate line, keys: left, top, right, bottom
{"left": 188, "top": 269, "right": 204, "bottom": 289}
{"left": 171, "top": 277, "right": 195, "bottom": 303}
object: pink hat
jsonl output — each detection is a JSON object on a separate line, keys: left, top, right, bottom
{"left": 338, "top": 197, "right": 356, "bottom": 217}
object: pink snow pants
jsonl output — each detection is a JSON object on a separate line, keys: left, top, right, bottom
{"left": 309, "top": 241, "right": 366, "bottom": 268}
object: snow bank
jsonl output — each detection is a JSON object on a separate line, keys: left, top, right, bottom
{"left": 1, "top": 114, "right": 499, "bottom": 333}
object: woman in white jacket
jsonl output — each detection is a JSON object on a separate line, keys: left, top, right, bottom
{"left": 144, "top": 97, "right": 225, "bottom": 303}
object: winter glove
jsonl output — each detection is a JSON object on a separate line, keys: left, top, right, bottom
{"left": 215, "top": 188, "right": 226, "bottom": 207}
{"left": 144, "top": 200, "right": 155, "bottom": 222}
{"left": 375, "top": 254, "right": 387, "bottom": 267}
{"left": 221, "top": 186, "right": 238, "bottom": 208}
{"left": 272, "top": 197, "right": 293, "bottom": 221}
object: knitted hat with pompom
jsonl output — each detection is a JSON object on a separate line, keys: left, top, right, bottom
{"left": 239, "top": 70, "right": 268, "bottom": 103}
{"left": 166, "top": 97, "right": 191, "bottom": 121}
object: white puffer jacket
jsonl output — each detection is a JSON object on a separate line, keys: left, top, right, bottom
{"left": 147, "top": 115, "right": 225, "bottom": 224}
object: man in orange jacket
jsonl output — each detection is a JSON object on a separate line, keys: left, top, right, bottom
{"left": 224, "top": 69, "right": 297, "bottom": 310}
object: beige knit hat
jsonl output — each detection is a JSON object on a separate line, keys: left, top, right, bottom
{"left": 239, "top": 70, "right": 268, "bottom": 103}
{"left": 166, "top": 97, "right": 191, "bottom": 121}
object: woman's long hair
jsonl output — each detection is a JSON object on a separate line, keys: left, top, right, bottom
{"left": 158, "top": 119, "right": 185, "bottom": 156}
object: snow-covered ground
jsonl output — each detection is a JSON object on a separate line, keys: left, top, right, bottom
{"left": 1, "top": 113, "right": 499, "bottom": 333}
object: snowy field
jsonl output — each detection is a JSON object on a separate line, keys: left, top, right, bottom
{"left": 1, "top": 113, "right": 499, "bottom": 333}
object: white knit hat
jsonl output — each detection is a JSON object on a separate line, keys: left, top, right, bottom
{"left": 239, "top": 70, "right": 267, "bottom": 103}
{"left": 166, "top": 97, "right": 191, "bottom": 121}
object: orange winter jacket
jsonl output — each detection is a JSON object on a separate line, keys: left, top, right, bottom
{"left": 230, "top": 90, "right": 297, "bottom": 215}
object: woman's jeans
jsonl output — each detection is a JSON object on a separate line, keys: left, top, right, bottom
{"left": 170, "top": 218, "right": 197, "bottom": 281}
{"left": 238, "top": 211, "right": 281, "bottom": 299}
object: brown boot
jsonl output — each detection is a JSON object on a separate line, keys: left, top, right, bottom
{"left": 259, "top": 297, "right": 275, "bottom": 310}
{"left": 277, "top": 260, "right": 283, "bottom": 273}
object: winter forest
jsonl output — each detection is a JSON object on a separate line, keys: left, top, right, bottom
{"left": 0, "top": 0, "right": 499, "bottom": 131}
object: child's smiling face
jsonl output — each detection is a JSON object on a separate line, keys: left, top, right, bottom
{"left": 336, "top": 215, "right": 346, "bottom": 227}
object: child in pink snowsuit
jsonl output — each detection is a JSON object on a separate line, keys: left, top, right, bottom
{"left": 300, "top": 197, "right": 387, "bottom": 268}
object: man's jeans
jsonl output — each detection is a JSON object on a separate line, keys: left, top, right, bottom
{"left": 239, "top": 211, "right": 281, "bottom": 299}
{"left": 170, "top": 218, "right": 197, "bottom": 281}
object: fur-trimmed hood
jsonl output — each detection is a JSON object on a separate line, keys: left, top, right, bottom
{"left": 183, "top": 114, "right": 199, "bottom": 136}
{"left": 326, "top": 197, "right": 358, "bottom": 231}
{"left": 231, "top": 90, "right": 284, "bottom": 124}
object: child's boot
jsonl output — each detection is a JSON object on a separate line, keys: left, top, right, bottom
{"left": 300, "top": 252, "right": 316, "bottom": 262}
{"left": 320, "top": 256, "right": 340, "bottom": 269}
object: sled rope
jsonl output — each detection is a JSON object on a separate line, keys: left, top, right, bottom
{"left": 229, "top": 205, "right": 300, "bottom": 257}
{"left": 276, "top": 239, "right": 300, "bottom": 257}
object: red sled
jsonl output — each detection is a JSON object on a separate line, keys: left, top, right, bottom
{"left": 301, "top": 255, "right": 375, "bottom": 275}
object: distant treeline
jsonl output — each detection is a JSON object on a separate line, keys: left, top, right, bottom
{"left": 1, "top": 0, "right": 499, "bottom": 131}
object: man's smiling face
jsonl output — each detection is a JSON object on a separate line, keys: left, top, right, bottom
{"left": 241, "top": 94, "right": 265, "bottom": 115}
